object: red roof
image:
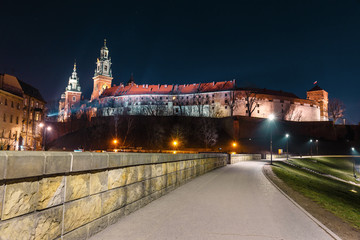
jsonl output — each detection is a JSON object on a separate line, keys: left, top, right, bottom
{"left": 100, "top": 80, "right": 236, "bottom": 98}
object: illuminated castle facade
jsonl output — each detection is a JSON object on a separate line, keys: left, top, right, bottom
{"left": 58, "top": 40, "right": 329, "bottom": 122}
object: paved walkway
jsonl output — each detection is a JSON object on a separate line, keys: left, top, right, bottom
{"left": 90, "top": 161, "right": 336, "bottom": 240}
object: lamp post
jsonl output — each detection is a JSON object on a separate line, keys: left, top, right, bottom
{"left": 113, "top": 139, "right": 118, "bottom": 151}
{"left": 285, "top": 133, "right": 289, "bottom": 160}
{"left": 39, "top": 123, "right": 52, "bottom": 151}
{"left": 172, "top": 140, "right": 178, "bottom": 150}
{"left": 351, "top": 147, "right": 357, "bottom": 179}
{"left": 268, "top": 114, "right": 275, "bottom": 165}
{"left": 316, "top": 140, "right": 319, "bottom": 155}
{"left": 310, "top": 139, "right": 313, "bottom": 157}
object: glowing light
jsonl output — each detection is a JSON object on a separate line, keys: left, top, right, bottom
{"left": 113, "top": 139, "right": 118, "bottom": 144}
{"left": 173, "top": 151, "right": 177, "bottom": 154}
{"left": 46, "top": 126, "right": 52, "bottom": 131}
{"left": 285, "top": 133, "right": 289, "bottom": 138}
{"left": 268, "top": 114, "right": 275, "bottom": 121}
{"left": 350, "top": 189, "right": 357, "bottom": 193}
{"left": 173, "top": 141, "right": 178, "bottom": 146}
{"left": 39, "top": 123, "right": 44, "bottom": 128}
{"left": 352, "top": 147, "right": 355, "bottom": 151}
{"left": 310, "top": 139, "right": 313, "bottom": 142}
{"left": 232, "top": 142, "right": 237, "bottom": 147}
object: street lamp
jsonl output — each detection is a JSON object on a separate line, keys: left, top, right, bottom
{"left": 39, "top": 123, "right": 52, "bottom": 151}
{"left": 310, "top": 139, "right": 313, "bottom": 157}
{"left": 316, "top": 140, "right": 319, "bottom": 155}
{"left": 351, "top": 147, "right": 357, "bottom": 179}
{"left": 285, "top": 133, "right": 289, "bottom": 160}
{"left": 268, "top": 114, "right": 275, "bottom": 165}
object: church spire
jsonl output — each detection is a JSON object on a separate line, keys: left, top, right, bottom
{"left": 94, "top": 39, "right": 112, "bottom": 77}
{"left": 66, "top": 62, "right": 81, "bottom": 92}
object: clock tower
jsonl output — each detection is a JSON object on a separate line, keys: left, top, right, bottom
{"left": 91, "top": 39, "right": 113, "bottom": 101}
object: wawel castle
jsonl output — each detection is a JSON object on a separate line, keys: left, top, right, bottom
{"left": 58, "top": 40, "right": 329, "bottom": 122}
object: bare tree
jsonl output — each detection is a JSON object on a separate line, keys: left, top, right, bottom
{"left": 285, "top": 105, "right": 303, "bottom": 121}
{"left": 328, "top": 98, "right": 345, "bottom": 124}
{"left": 198, "top": 118, "right": 218, "bottom": 148}
{"left": 243, "top": 90, "right": 259, "bottom": 117}
{"left": 225, "top": 91, "right": 239, "bottom": 117}
{"left": 143, "top": 97, "right": 167, "bottom": 116}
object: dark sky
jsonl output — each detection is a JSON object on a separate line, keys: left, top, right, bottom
{"left": 1, "top": 0, "right": 360, "bottom": 123}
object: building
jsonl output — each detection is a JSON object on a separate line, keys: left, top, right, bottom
{"left": 19, "top": 80, "right": 46, "bottom": 150}
{"left": 58, "top": 40, "right": 329, "bottom": 122}
{"left": 0, "top": 74, "right": 45, "bottom": 150}
{"left": 58, "top": 62, "right": 82, "bottom": 122}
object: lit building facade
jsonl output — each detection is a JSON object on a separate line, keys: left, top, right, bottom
{"left": 0, "top": 74, "right": 45, "bottom": 150}
{"left": 58, "top": 40, "right": 329, "bottom": 122}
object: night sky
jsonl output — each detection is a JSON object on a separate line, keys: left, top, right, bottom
{"left": 1, "top": 1, "right": 360, "bottom": 123}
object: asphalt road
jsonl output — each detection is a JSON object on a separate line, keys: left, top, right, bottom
{"left": 90, "top": 161, "right": 336, "bottom": 240}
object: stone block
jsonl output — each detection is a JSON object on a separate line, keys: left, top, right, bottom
{"left": 0, "top": 152, "right": 6, "bottom": 180}
{"left": 65, "top": 174, "right": 90, "bottom": 202}
{"left": 125, "top": 200, "right": 141, "bottom": 215}
{"left": 126, "top": 182, "right": 144, "bottom": 204}
{"left": 108, "top": 168, "right": 127, "bottom": 189}
{"left": 90, "top": 171, "right": 108, "bottom": 195}
{"left": 167, "top": 162, "right": 177, "bottom": 173}
{"left": 38, "top": 176, "right": 65, "bottom": 210}
{"left": 126, "top": 166, "right": 138, "bottom": 185}
{"left": 44, "top": 152, "right": 71, "bottom": 175}
{"left": 151, "top": 176, "right": 166, "bottom": 193}
{"left": 2, "top": 180, "right": 38, "bottom": 220}
{"left": 64, "top": 194, "right": 101, "bottom": 233}
{"left": 91, "top": 153, "right": 108, "bottom": 170}
{"left": 151, "top": 163, "right": 166, "bottom": 178}
{"left": 5, "top": 152, "right": 44, "bottom": 179}
{"left": 137, "top": 165, "right": 145, "bottom": 181}
{"left": 167, "top": 172, "right": 176, "bottom": 187}
{"left": 176, "top": 162, "right": 180, "bottom": 171}
{"left": 88, "top": 215, "right": 108, "bottom": 238}
{"left": 62, "top": 224, "right": 88, "bottom": 240}
{"left": 71, "top": 152, "right": 92, "bottom": 172}
{"left": 0, "top": 212, "right": 36, "bottom": 239}
{"left": 0, "top": 185, "right": 3, "bottom": 219}
{"left": 140, "top": 195, "right": 152, "bottom": 208}
{"left": 108, "top": 153, "right": 127, "bottom": 168}
{"left": 144, "top": 179, "right": 151, "bottom": 196}
{"left": 185, "top": 160, "right": 191, "bottom": 169}
{"left": 35, "top": 206, "right": 63, "bottom": 240}
{"left": 179, "top": 161, "right": 185, "bottom": 170}
{"left": 144, "top": 165, "right": 152, "bottom": 180}
{"left": 127, "top": 153, "right": 145, "bottom": 165}
{"left": 108, "top": 207, "right": 125, "bottom": 225}
{"left": 101, "top": 187, "right": 125, "bottom": 215}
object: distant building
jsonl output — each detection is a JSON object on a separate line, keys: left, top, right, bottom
{"left": 58, "top": 62, "right": 82, "bottom": 122}
{"left": 0, "top": 74, "right": 45, "bottom": 150}
{"left": 58, "top": 40, "right": 329, "bottom": 122}
{"left": 18, "top": 80, "right": 46, "bottom": 150}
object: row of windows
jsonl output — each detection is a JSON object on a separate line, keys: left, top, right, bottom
{"left": 3, "top": 114, "right": 19, "bottom": 124}
{"left": 0, "top": 130, "right": 18, "bottom": 139}
{"left": 0, "top": 98, "right": 21, "bottom": 109}
{"left": 24, "top": 98, "right": 43, "bottom": 109}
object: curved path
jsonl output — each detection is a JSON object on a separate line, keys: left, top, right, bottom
{"left": 90, "top": 161, "right": 336, "bottom": 240}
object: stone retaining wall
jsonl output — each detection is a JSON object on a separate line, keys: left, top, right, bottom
{"left": 230, "top": 154, "right": 261, "bottom": 164}
{"left": 0, "top": 151, "right": 227, "bottom": 240}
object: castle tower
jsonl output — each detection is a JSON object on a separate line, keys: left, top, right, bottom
{"left": 59, "top": 62, "right": 82, "bottom": 121}
{"left": 307, "top": 85, "right": 328, "bottom": 121}
{"left": 91, "top": 39, "right": 113, "bottom": 101}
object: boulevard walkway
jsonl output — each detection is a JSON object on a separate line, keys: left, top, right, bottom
{"left": 90, "top": 161, "right": 337, "bottom": 240}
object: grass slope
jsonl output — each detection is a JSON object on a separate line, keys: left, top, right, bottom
{"left": 287, "top": 157, "right": 359, "bottom": 182}
{"left": 272, "top": 161, "right": 360, "bottom": 229}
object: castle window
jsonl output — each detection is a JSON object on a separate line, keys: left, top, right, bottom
{"left": 269, "top": 99, "right": 273, "bottom": 102}
{"left": 225, "top": 94, "right": 227, "bottom": 97}
{"left": 225, "top": 100, "right": 228, "bottom": 104}
{"left": 36, "top": 102, "right": 38, "bottom": 108}
{"left": 175, "top": 108, "right": 179, "bottom": 113}
{"left": 212, "top": 107, "right": 215, "bottom": 109}
{"left": 16, "top": 116, "right": 19, "bottom": 124}
{"left": 160, "top": 97, "right": 163, "bottom": 100}
{"left": 17, "top": 103, "right": 20, "bottom": 109}
{"left": 225, "top": 106, "right": 228, "bottom": 109}
{"left": 257, "top": 104, "right": 259, "bottom": 107}
{"left": 212, "top": 100, "right": 214, "bottom": 104}
{"left": 4, "top": 99, "right": 7, "bottom": 105}
{"left": 257, "top": 110, "right": 260, "bottom": 113}
{"left": 212, "top": 94, "right": 215, "bottom": 97}
{"left": 282, "top": 109, "right": 284, "bottom": 113}
{"left": 246, "top": 110, "right": 248, "bottom": 113}
{"left": 187, "top": 96, "right": 189, "bottom": 99}
{"left": 10, "top": 115, "right": 13, "bottom": 123}
{"left": 31, "top": 100, "right": 33, "bottom": 107}
{"left": 3, "top": 113, "right": 6, "bottom": 122}
{"left": 73, "top": 96, "right": 76, "bottom": 101}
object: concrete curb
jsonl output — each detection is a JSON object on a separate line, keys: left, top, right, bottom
{"left": 262, "top": 164, "right": 342, "bottom": 240}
